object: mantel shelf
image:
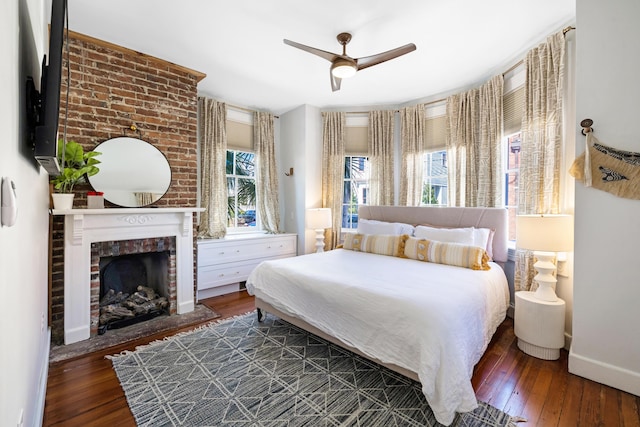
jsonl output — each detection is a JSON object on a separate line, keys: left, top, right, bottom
{"left": 51, "top": 207, "right": 204, "bottom": 216}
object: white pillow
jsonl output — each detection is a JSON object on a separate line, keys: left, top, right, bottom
{"left": 472, "top": 227, "right": 491, "bottom": 250}
{"left": 357, "top": 219, "right": 415, "bottom": 236}
{"left": 414, "top": 225, "right": 475, "bottom": 245}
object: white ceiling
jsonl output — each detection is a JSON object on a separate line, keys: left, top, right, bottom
{"left": 65, "top": 0, "right": 575, "bottom": 115}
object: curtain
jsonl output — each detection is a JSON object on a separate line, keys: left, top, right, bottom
{"left": 399, "top": 105, "right": 425, "bottom": 206}
{"left": 197, "top": 97, "right": 228, "bottom": 238}
{"left": 446, "top": 75, "right": 503, "bottom": 207}
{"left": 254, "top": 111, "right": 281, "bottom": 234}
{"left": 368, "top": 110, "right": 395, "bottom": 205}
{"left": 321, "top": 112, "right": 345, "bottom": 250}
{"left": 515, "top": 31, "right": 566, "bottom": 292}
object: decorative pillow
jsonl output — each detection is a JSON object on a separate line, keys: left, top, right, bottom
{"left": 404, "top": 237, "right": 491, "bottom": 270}
{"left": 414, "top": 225, "right": 475, "bottom": 245}
{"left": 343, "top": 233, "right": 408, "bottom": 257}
{"left": 357, "top": 219, "right": 415, "bottom": 236}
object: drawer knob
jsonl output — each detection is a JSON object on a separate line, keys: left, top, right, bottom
{"left": 218, "top": 273, "right": 224, "bottom": 277}
{"left": 219, "top": 251, "right": 225, "bottom": 255}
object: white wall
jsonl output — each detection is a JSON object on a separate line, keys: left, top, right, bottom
{"left": 1, "top": 0, "right": 53, "bottom": 426}
{"left": 279, "top": 104, "right": 322, "bottom": 254}
{"left": 570, "top": 0, "right": 640, "bottom": 395}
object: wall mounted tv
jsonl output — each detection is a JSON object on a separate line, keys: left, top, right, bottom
{"left": 26, "top": 0, "right": 67, "bottom": 176}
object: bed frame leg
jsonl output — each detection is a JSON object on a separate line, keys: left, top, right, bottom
{"left": 256, "top": 308, "right": 266, "bottom": 322}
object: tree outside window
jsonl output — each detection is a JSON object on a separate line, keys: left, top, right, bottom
{"left": 226, "top": 150, "right": 257, "bottom": 229}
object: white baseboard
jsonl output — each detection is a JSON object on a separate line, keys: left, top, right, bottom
{"left": 35, "top": 327, "right": 51, "bottom": 427}
{"left": 569, "top": 350, "right": 640, "bottom": 396}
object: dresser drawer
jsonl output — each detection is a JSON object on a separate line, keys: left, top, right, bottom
{"left": 197, "top": 260, "right": 258, "bottom": 291}
{"left": 198, "top": 235, "right": 296, "bottom": 266}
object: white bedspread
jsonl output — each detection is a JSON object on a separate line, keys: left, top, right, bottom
{"left": 245, "top": 249, "right": 509, "bottom": 426}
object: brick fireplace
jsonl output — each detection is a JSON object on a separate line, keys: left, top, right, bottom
{"left": 49, "top": 30, "right": 205, "bottom": 345}
{"left": 55, "top": 207, "right": 200, "bottom": 344}
{"left": 91, "top": 237, "right": 177, "bottom": 337}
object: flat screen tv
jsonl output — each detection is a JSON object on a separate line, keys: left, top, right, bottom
{"left": 28, "top": 0, "right": 67, "bottom": 176}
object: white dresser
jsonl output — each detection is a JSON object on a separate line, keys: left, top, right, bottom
{"left": 197, "top": 233, "right": 297, "bottom": 300}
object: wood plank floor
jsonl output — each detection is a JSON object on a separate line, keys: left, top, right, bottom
{"left": 43, "top": 291, "right": 640, "bottom": 426}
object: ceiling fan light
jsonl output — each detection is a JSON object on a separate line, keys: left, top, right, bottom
{"left": 331, "top": 59, "right": 357, "bottom": 79}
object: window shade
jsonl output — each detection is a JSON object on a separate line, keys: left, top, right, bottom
{"left": 503, "top": 86, "right": 525, "bottom": 136}
{"left": 345, "top": 114, "right": 369, "bottom": 155}
{"left": 425, "top": 115, "right": 446, "bottom": 152}
{"left": 227, "top": 119, "right": 253, "bottom": 151}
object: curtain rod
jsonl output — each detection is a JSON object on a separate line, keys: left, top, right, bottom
{"left": 226, "top": 103, "right": 280, "bottom": 119}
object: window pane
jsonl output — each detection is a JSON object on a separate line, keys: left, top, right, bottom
{"left": 235, "top": 152, "right": 255, "bottom": 177}
{"left": 507, "top": 134, "right": 521, "bottom": 170}
{"left": 342, "top": 156, "right": 369, "bottom": 229}
{"left": 506, "top": 171, "right": 519, "bottom": 207}
{"left": 226, "top": 151, "right": 234, "bottom": 175}
{"left": 422, "top": 150, "right": 448, "bottom": 206}
{"left": 227, "top": 177, "right": 236, "bottom": 227}
{"left": 226, "top": 149, "right": 258, "bottom": 230}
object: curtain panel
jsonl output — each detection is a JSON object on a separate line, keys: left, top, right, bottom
{"left": 254, "top": 111, "right": 281, "bottom": 234}
{"left": 321, "top": 112, "right": 346, "bottom": 250}
{"left": 446, "top": 74, "right": 504, "bottom": 207}
{"left": 368, "top": 110, "right": 395, "bottom": 205}
{"left": 515, "top": 31, "right": 566, "bottom": 292}
{"left": 399, "top": 105, "right": 426, "bottom": 206}
{"left": 197, "top": 97, "right": 228, "bottom": 238}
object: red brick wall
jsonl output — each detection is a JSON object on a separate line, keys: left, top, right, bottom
{"left": 50, "top": 31, "right": 204, "bottom": 344}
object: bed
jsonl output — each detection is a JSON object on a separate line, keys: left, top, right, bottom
{"left": 245, "top": 206, "right": 510, "bottom": 425}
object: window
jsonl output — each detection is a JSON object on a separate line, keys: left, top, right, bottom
{"left": 342, "top": 156, "right": 369, "bottom": 230}
{"left": 505, "top": 132, "right": 521, "bottom": 241}
{"left": 226, "top": 150, "right": 258, "bottom": 230}
{"left": 421, "top": 150, "right": 448, "bottom": 206}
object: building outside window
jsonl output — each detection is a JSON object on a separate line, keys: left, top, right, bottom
{"left": 505, "top": 132, "right": 521, "bottom": 241}
{"left": 342, "top": 156, "right": 369, "bottom": 230}
{"left": 422, "top": 150, "right": 448, "bottom": 206}
{"left": 226, "top": 150, "right": 258, "bottom": 230}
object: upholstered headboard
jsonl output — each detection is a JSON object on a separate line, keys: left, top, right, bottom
{"left": 358, "top": 206, "right": 509, "bottom": 263}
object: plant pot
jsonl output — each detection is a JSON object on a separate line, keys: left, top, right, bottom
{"left": 52, "top": 193, "right": 75, "bottom": 210}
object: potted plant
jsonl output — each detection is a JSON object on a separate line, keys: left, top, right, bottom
{"left": 51, "top": 140, "right": 101, "bottom": 209}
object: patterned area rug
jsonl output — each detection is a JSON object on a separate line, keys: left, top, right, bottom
{"left": 109, "top": 312, "right": 515, "bottom": 426}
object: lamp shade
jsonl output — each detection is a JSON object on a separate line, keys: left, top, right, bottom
{"left": 516, "top": 214, "right": 573, "bottom": 252}
{"left": 306, "top": 208, "right": 332, "bottom": 230}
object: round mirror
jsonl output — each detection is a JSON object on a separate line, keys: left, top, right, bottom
{"left": 88, "top": 137, "right": 171, "bottom": 207}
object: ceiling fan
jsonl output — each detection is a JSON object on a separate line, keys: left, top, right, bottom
{"left": 283, "top": 32, "right": 417, "bottom": 92}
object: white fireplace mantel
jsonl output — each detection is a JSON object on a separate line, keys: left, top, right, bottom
{"left": 52, "top": 207, "right": 203, "bottom": 344}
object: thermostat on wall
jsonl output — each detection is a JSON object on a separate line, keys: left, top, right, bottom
{"left": 1, "top": 177, "right": 18, "bottom": 227}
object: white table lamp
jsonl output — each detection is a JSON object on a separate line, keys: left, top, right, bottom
{"left": 516, "top": 214, "right": 573, "bottom": 302}
{"left": 306, "top": 208, "right": 332, "bottom": 253}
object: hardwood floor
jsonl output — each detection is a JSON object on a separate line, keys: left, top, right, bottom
{"left": 43, "top": 291, "right": 640, "bottom": 426}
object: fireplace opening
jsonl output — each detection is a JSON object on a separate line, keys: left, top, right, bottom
{"left": 98, "top": 251, "right": 170, "bottom": 334}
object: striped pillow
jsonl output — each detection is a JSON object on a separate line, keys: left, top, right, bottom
{"left": 342, "top": 233, "right": 408, "bottom": 257}
{"left": 404, "top": 237, "right": 491, "bottom": 270}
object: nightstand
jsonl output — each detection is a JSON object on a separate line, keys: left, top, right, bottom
{"left": 514, "top": 291, "right": 565, "bottom": 360}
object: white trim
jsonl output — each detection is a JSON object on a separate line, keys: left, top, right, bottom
{"left": 569, "top": 350, "right": 640, "bottom": 396}
{"left": 35, "top": 328, "right": 51, "bottom": 427}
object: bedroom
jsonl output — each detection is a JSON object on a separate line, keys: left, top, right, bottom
{"left": 2, "top": 0, "right": 640, "bottom": 426}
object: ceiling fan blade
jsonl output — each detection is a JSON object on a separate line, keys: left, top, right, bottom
{"left": 331, "top": 71, "right": 342, "bottom": 92}
{"left": 356, "top": 43, "right": 417, "bottom": 71}
{"left": 284, "top": 39, "right": 339, "bottom": 63}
